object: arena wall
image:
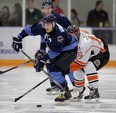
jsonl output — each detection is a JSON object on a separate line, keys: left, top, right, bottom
{"left": 0, "top": 27, "right": 116, "bottom": 67}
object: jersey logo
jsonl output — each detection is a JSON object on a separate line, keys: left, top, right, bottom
{"left": 57, "top": 36, "right": 64, "bottom": 43}
{"left": 93, "top": 59, "right": 101, "bottom": 67}
{"left": 44, "top": 34, "right": 52, "bottom": 43}
{"left": 77, "top": 46, "right": 83, "bottom": 59}
{"left": 60, "top": 13, "right": 65, "bottom": 17}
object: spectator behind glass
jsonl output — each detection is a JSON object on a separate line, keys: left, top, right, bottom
{"left": 9, "top": 3, "right": 22, "bottom": 26}
{"left": 0, "top": 6, "right": 10, "bottom": 26}
{"left": 26, "top": 0, "right": 43, "bottom": 25}
{"left": 71, "top": 9, "right": 83, "bottom": 27}
{"left": 52, "top": 0, "right": 64, "bottom": 14}
{"left": 87, "top": 0, "right": 110, "bottom": 27}
{"left": 0, "top": 11, "right": 1, "bottom": 26}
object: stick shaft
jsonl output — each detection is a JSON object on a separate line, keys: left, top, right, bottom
{"left": 14, "top": 77, "right": 49, "bottom": 102}
{"left": 21, "top": 50, "right": 70, "bottom": 95}
{"left": 42, "top": 70, "right": 70, "bottom": 95}
{"left": 21, "top": 50, "right": 35, "bottom": 63}
{"left": 0, "top": 60, "right": 31, "bottom": 74}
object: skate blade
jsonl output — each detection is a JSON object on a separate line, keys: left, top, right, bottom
{"left": 70, "top": 97, "right": 82, "bottom": 102}
{"left": 85, "top": 98, "right": 100, "bottom": 103}
{"left": 55, "top": 100, "right": 69, "bottom": 106}
{"left": 46, "top": 91, "right": 58, "bottom": 95}
{"left": 69, "top": 89, "right": 74, "bottom": 92}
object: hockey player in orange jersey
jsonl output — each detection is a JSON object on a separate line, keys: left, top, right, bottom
{"left": 67, "top": 26, "right": 110, "bottom": 102}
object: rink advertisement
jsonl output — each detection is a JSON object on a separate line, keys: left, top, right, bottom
{"left": 0, "top": 27, "right": 24, "bottom": 59}
{"left": 0, "top": 27, "right": 40, "bottom": 60}
{"left": 0, "top": 40, "right": 19, "bottom": 58}
{"left": 0, "top": 27, "right": 116, "bottom": 66}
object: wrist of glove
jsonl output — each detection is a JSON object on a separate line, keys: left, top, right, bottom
{"left": 35, "top": 50, "right": 46, "bottom": 62}
{"left": 12, "top": 37, "right": 22, "bottom": 52}
{"left": 34, "top": 54, "right": 50, "bottom": 72}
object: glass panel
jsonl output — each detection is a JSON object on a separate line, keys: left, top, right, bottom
{"left": 25, "top": 0, "right": 68, "bottom": 25}
{"left": 71, "top": 0, "right": 113, "bottom": 27}
{"left": 25, "top": 0, "right": 43, "bottom": 25}
{"left": 0, "top": 0, "right": 22, "bottom": 26}
{"left": 92, "top": 28, "right": 116, "bottom": 45}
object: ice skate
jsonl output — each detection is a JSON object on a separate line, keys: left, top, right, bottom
{"left": 46, "top": 86, "right": 59, "bottom": 95}
{"left": 70, "top": 87, "right": 85, "bottom": 102}
{"left": 84, "top": 87, "right": 100, "bottom": 103}
{"left": 55, "top": 90, "right": 72, "bottom": 102}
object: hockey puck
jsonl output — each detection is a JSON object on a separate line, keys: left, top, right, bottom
{"left": 36, "top": 104, "right": 42, "bottom": 107}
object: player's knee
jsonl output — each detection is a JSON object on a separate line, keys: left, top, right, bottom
{"left": 74, "top": 70, "right": 85, "bottom": 80}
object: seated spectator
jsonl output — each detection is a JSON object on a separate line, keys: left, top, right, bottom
{"left": 71, "top": 9, "right": 83, "bottom": 27}
{"left": 87, "top": 0, "right": 110, "bottom": 27}
{"left": 26, "top": 0, "right": 43, "bottom": 25}
{"left": 0, "top": 6, "right": 10, "bottom": 26}
{"left": 9, "top": 3, "right": 22, "bottom": 26}
{"left": 52, "top": 0, "right": 64, "bottom": 14}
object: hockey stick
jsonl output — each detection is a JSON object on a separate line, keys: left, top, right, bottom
{"left": 21, "top": 50, "right": 71, "bottom": 97}
{"left": 0, "top": 60, "right": 31, "bottom": 74}
{"left": 42, "top": 70, "right": 71, "bottom": 93}
{"left": 21, "top": 50, "right": 35, "bottom": 63}
{"left": 14, "top": 77, "right": 49, "bottom": 102}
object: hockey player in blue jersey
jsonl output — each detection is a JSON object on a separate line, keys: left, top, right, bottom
{"left": 12, "top": 14, "right": 78, "bottom": 101}
{"left": 41, "top": 0, "right": 72, "bottom": 29}
{"left": 12, "top": 0, "right": 75, "bottom": 95}
{"left": 40, "top": 0, "right": 75, "bottom": 92}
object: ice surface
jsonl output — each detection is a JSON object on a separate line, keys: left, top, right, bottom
{"left": 0, "top": 66, "right": 116, "bottom": 113}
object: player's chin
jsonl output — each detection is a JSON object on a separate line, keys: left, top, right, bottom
{"left": 46, "top": 29, "right": 52, "bottom": 33}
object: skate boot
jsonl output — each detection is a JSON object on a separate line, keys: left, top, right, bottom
{"left": 55, "top": 90, "right": 72, "bottom": 102}
{"left": 84, "top": 87, "right": 100, "bottom": 103}
{"left": 46, "top": 86, "right": 59, "bottom": 95}
{"left": 46, "top": 86, "right": 59, "bottom": 92}
{"left": 71, "top": 87, "right": 85, "bottom": 102}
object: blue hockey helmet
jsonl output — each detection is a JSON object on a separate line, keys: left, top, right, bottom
{"left": 42, "top": 0, "right": 53, "bottom": 8}
{"left": 42, "top": 14, "right": 56, "bottom": 23}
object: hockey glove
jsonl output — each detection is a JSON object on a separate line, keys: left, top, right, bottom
{"left": 34, "top": 54, "right": 49, "bottom": 72}
{"left": 12, "top": 37, "right": 22, "bottom": 52}
{"left": 35, "top": 50, "right": 46, "bottom": 62}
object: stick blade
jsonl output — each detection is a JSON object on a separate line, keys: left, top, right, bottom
{"left": 14, "top": 96, "right": 23, "bottom": 102}
{"left": 0, "top": 71, "right": 3, "bottom": 74}
{"left": 14, "top": 98, "right": 19, "bottom": 102}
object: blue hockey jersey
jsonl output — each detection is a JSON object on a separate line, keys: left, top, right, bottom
{"left": 18, "top": 12, "right": 72, "bottom": 40}
{"left": 18, "top": 22, "right": 77, "bottom": 59}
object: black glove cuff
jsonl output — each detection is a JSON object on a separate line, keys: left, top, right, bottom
{"left": 13, "top": 37, "right": 22, "bottom": 43}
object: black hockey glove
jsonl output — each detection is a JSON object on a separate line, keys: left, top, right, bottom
{"left": 35, "top": 50, "right": 46, "bottom": 62}
{"left": 34, "top": 54, "right": 49, "bottom": 72}
{"left": 12, "top": 37, "right": 22, "bottom": 52}
{"left": 34, "top": 56, "right": 45, "bottom": 72}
